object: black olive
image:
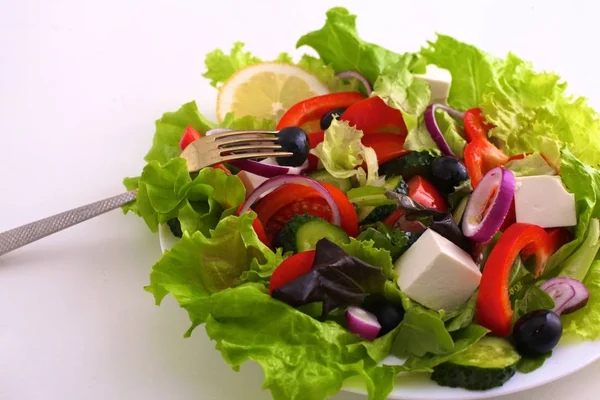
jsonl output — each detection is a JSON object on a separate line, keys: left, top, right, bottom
{"left": 430, "top": 156, "right": 469, "bottom": 193}
{"left": 362, "top": 294, "right": 405, "bottom": 337}
{"left": 276, "top": 126, "right": 309, "bottom": 167}
{"left": 513, "top": 309, "right": 562, "bottom": 357}
{"left": 320, "top": 107, "right": 347, "bottom": 130}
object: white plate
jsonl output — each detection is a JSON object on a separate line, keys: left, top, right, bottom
{"left": 158, "top": 226, "right": 600, "bottom": 399}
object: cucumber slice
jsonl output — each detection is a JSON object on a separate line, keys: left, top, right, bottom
{"left": 431, "top": 336, "right": 520, "bottom": 391}
{"left": 296, "top": 219, "right": 350, "bottom": 252}
{"left": 308, "top": 170, "right": 352, "bottom": 192}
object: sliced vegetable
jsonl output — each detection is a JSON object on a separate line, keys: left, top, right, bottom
{"left": 269, "top": 250, "right": 316, "bottom": 294}
{"left": 271, "top": 239, "right": 388, "bottom": 315}
{"left": 477, "top": 223, "right": 553, "bottom": 336}
{"left": 308, "top": 169, "right": 353, "bottom": 192}
{"left": 522, "top": 228, "right": 572, "bottom": 260}
{"left": 274, "top": 214, "right": 350, "bottom": 253}
{"left": 346, "top": 306, "right": 381, "bottom": 341}
{"left": 407, "top": 176, "right": 448, "bottom": 212}
{"left": 362, "top": 294, "right": 405, "bottom": 336}
{"left": 341, "top": 96, "right": 408, "bottom": 136}
{"left": 240, "top": 175, "right": 342, "bottom": 228}
{"left": 179, "top": 125, "right": 202, "bottom": 150}
{"left": 235, "top": 203, "right": 269, "bottom": 246}
{"left": 463, "top": 108, "right": 493, "bottom": 142}
{"left": 276, "top": 92, "right": 365, "bottom": 130}
{"left": 462, "top": 167, "right": 515, "bottom": 243}
{"left": 361, "top": 134, "right": 408, "bottom": 165}
{"left": 423, "top": 104, "right": 465, "bottom": 156}
{"left": 335, "top": 71, "right": 373, "bottom": 95}
{"left": 463, "top": 139, "right": 509, "bottom": 187}
{"left": 540, "top": 277, "right": 590, "bottom": 315}
{"left": 378, "top": 151, "right": 438, "bottom": 181}
{"left": 230, "top": 158, "right": 308, "bottom": 178}
{"left": 307, "top": 130, "right": 325, "bottom": 171}
{"left": 512, "top": 310, "right": 562, "bottom": 357}
{"left": 430, "top": 336, "right": 520, "bottom": 391}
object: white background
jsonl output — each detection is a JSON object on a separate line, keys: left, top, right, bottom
{"left": 1, "top": 0, "right": 600, "bottom": 399}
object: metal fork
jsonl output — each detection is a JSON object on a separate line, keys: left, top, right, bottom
{"left": 0, "top": 130, "right": 291, "bottom": 256}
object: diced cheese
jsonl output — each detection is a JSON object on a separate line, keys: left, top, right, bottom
{"left": 394, "top": 229, "right": 481, "bottom": 312}
{"left": 514, "top": 175, "right": 577, "bottom": 228}
{"left": 415, "top": 65, "right": 452, "bottom": 104}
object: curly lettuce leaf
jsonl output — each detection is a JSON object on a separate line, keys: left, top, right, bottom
{"left": 125, "top": 158, "right": 245, "bottom": 234}
{"left": 391, "top": 306, "right": 454, "bottom": 357}
{"left": 421, "top": 35, "right": 600, "bottom": 167}
{"left": 144, "top": 101, "right": 217, "bottom": 166}
{"left": 403, "top": 109, "right": 466, "bottom": 157}
{"left": 312, "top": 118, "right": 364, "bottom": 178}
{"left": 203, "top": 42, "right": 262, "bottom": 88}
{"left": 562, "top": 260, "right": 600, "bottom": 340}
{"left": 504, "top": 153, "right": 556, "bottom": 177}
{"left": 296, "top": 7, "right": 412, "bottom": 84}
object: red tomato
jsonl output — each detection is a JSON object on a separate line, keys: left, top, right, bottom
{"left": 464, "top": 139, "right": 509, "bottom": 187}
{"left": 235, "top": 204, "right": 270, "bottom": 246}
{"left": 341, "top": 96, "right": 407, "bottom": 136}
{"left": 254, "top": 182, "right": 359, "bottom": 241}
{"left": 269, "top": 250, "right": 316, "bottom": 294}
{"left": 383, "top": 175, "right": 447, "bottom": 226}
{"left": 307, "top": 130, "right": 325, "bottom": 171}
{"left": 463, "top": 108, "right": 494, "bottom": 142}
{"left": 276, "top": 92, "right": 365, "bottom": 130}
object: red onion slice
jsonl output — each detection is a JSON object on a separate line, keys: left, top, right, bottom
{"left": 336, "top": 71, "right": 372, "bottom": 96}
{"left": 462, "top": 167, "right": 515, "bottom": 243}
{"left": 238, "top": 175, "right": 342, "bottom": 227}
{"left": 423, "top": 104, "right": 466, "bottom": 157}
{"left": 346, "top": 306, "right": 381, "bottom": 341}
{"left": 229, "top": 158, "right": 308, "bottom": 178}
{"left": 540, "top": 277, "right": 590, "bottom": 315}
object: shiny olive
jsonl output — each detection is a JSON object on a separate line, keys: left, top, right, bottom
{"left": 362, "top": 294, "right": 405, "bottom": 337}
{"left": 320, "top": 107, "right": 347, "bottom": 130}
{"left": 276, "top": 126, "right": 310, "bottom": 167}
{"left": 513, "top": 309, "right": 563, "bottom": 357}
{"left": 430, "top": 156, "right": 469, "bottom": 193}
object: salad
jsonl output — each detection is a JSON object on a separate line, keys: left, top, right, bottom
{"left": 123, "top": 7, "right": 600, "bottom": 400}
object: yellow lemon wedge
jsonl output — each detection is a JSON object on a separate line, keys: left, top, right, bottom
{"left": 216, "top": 62, "right": 330, "bottom": 123}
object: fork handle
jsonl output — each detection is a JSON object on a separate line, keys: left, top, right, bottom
{"left": 0, "top": 191, "right": 136, "bottom": 256}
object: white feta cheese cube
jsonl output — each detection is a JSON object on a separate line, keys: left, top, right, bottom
{"left": 394, "top": 229, "right": 481, "bottom": 312}
{"left": 514, "top": 175, "right": 577, "bottom": 228}
{"left": 415, "top": 65, "right": 452, "bottom": 104}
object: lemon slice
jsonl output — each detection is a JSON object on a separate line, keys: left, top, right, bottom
{"left": 216, "top": 62, "right": 330, "bottom": 123}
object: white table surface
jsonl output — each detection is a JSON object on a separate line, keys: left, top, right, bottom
{"left": 2, "top": 0, "right": 600, "bottom": 399}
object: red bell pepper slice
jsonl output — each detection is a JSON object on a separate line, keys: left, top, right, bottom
{"left": 269, "top": 250, "right": 316, "bottom": 294}
{"left": 341, "top": 96, "right": 408, "bottom": 136}
{"left": 276, "top": 92, "right": 365, "bottom": 130}
{"left": 476, "top": 223, "right": 553, "bottom": 336}
{"left": 464, "top": 108, "right": 494, "bottom": 142}
{"left": 235, "top": 204, "right": 269, "bottom": 246}
{"left": 521, "top": 227, "right": 572, "bottom": 259}
{"left": 179, "top": 126, "right": 201, "bottom": 150}
{"left": 463, "top": 139, "right": 509, "bottom": 187}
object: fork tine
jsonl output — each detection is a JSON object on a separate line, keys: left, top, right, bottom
{"left": 220, "top": 151, "right": 294, "bottom": 162}
{"left": 209, "top": 129, "right": 278, "bottom": 140}
{"left": 220, "top": 144, "right": 283, "bottom": 153}
{"left": 217, "top": 136, "right": 279, "bottom": 146}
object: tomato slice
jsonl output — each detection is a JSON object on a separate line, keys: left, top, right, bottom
{"left": 464, "top": 139, "right": 509, "bottom": 187}
{"left": 464, "top": 108, "right": 494, "bottom": 142}
{"left": 341, "top": 96, "right": 407, "bottom": 136}
{"left": 269, "top": 250, "right": 316, "bottom": 294}
{"left": 179, "top": 126, "right": 201, "bottom": 150}
{"left": 383, "top": 175, "right": 447, "bottom": 226}
{"left": 254, "top": 182, "right": 359, "bottom": 241}
{"left": 235, "top": 204, "right": 270, "bottom": 246}
{"left": 307, "top": 130, "right": 325, "bottom": 171}
{"left": 276, "top": 92, "right": 365, "bottom": 130}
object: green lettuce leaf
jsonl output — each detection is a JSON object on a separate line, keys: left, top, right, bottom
{"left": 371, "top": 56, "right": 431, "bottom": 132}
{"left": 296, "top": 7, "right": 417, "bottom": 84}
{"left": 562, "top": 260, "right": 600, "bottom": 340}
{"left": 203, "top": 42, "right": 262, "bottom": 88}
{"left": 144, "top": 101, "right": 217, "bottom": 166}
{"left": 126, "top": 158, "right": 245, "bottom": 234}
{"left": 403, "top": 109, "right": 466, "bottom": 157}
{"left": 145, "top": 212, "right": 283, "bottom": 329}
{"left": 516, "top": 351, "right": 552, "bottom": 374}
{"left": 421, "top": 35, "right": 600, "bottom": 167}
{"left": 356, "top": 223, "right": 411, "bottom": 261}
{"left": 504, "top": 153, "right": 556, "bottom": 177}
{"left": 546, "top": 149, "right": 600, "bottom": 275}
{"left": 203, "top": 284, "right": 396, "bottom": 400}
{"left": 558, "top": 218, "right": 600, "bottom": 281}
{"left": 312, "top": 118, "right": 364, "bottom": 179}
{"left": 399, "top": 324, "right": 489, "bottom": 371}
{"left": 391, "top": 305, "right": 454, "bottom": 357}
